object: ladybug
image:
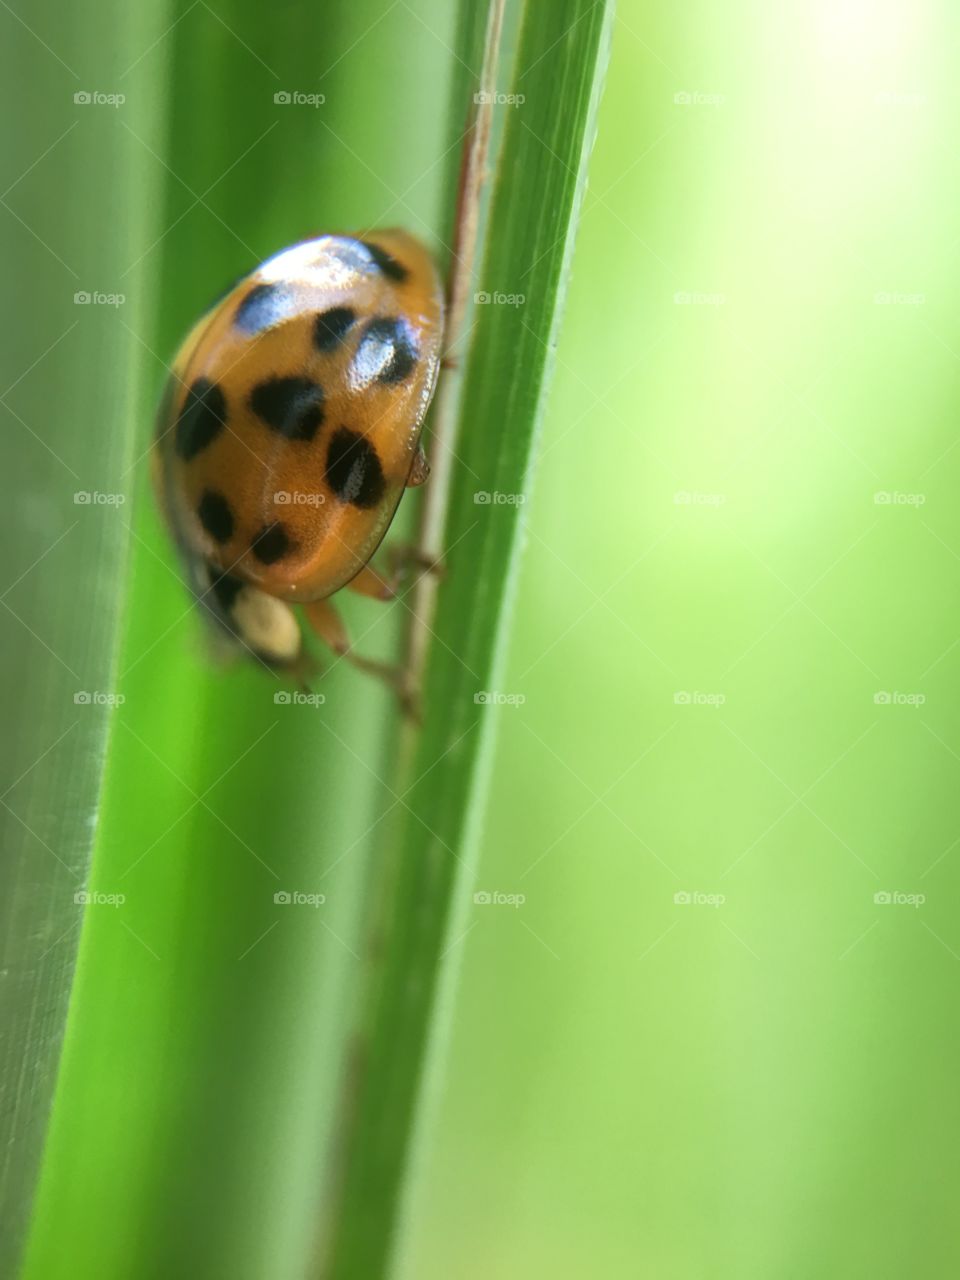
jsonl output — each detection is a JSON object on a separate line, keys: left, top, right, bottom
{"left": 153, "top": 229, "right": 445, "bottom": 695}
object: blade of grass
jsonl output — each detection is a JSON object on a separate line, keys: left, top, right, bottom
{"left": 0, "top": 2, "right": 171, "bottom": 1270}
{"left": 18, "top": 4, "right": 461, "bottom": 1278}
{"left": 323, "top": 3, "right": 615, "bottom": 1276}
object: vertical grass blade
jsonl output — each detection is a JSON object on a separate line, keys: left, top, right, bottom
{"left": 17, "top": 4, "right": 460, "bottom": 1278}
{"left": 323, "top": 4, "right": 615, "bottom": 1276}
{"left": 0, "top": 3, "right": 170, "bottom": 1269}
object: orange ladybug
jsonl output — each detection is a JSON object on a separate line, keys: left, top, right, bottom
{"left": 153, "top": 229, "right": 445, "bottom": 693}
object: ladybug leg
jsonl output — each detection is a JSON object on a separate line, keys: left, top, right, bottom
{"left": 343, "top": 563, "right": 394, "bottom": 601}
{"left": 406, "top": 444, "right": 430, "bottom": 487}
{"left": 346, "top": 546, "right": 444, "bottom": 602}
{"left": 302, "top": 598, "right": 420, "bottom": 719}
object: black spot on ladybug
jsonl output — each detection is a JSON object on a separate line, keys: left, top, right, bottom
{"left": 197, "top": 490, "right": 234, "bottom": 544}
{"left": 208, "top": 570, "right": 243, "bottom": 613}
{"left": 234, "top": 282, "right": 295, "bottom": 335}
{"left": 175, "top": 378, "right": 227, "bottom": 460}
{"left": 313, "top": 306, "right": 356, "bottom": 352}
{"left": 354, "top": 317, "right": 419, "bottom": 386}
{"left": 325, "top": 427, "right": 386, "bottom": 510}
{"left": 360, "top": 240, "right": 409, "bottom": 283}
{"left": 249, "top": 376, "right": 324, "bottom": 442}
{"left": 251, "top": 521, "right": 294, "bottom": 564}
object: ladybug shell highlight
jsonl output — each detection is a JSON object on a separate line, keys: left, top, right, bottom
{"left": 154, "top": 230, "right": 444, "bottom": 606}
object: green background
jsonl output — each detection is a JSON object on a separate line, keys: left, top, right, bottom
{"left": 3, "top": 1, "right": 959, "bottom": 1277}
{"left": 406, "top": 4, "right": 960, "bottom": 1277}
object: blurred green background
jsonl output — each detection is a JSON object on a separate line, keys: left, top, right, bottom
{"left": 405, "top": 3, "right": 960, "bottom": 1277}
{"left": 3, "top": 1, "right": 960, "bottom": 1277}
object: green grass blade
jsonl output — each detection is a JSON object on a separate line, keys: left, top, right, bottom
{"left": 0, "top": 3, "right": 171, "bottom": 1269}
{"left": 17, "top": 4, "right": 462, "bottom": 1278}
{"left": 323, "top": 4, "right": 615, "bottom": 1276}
